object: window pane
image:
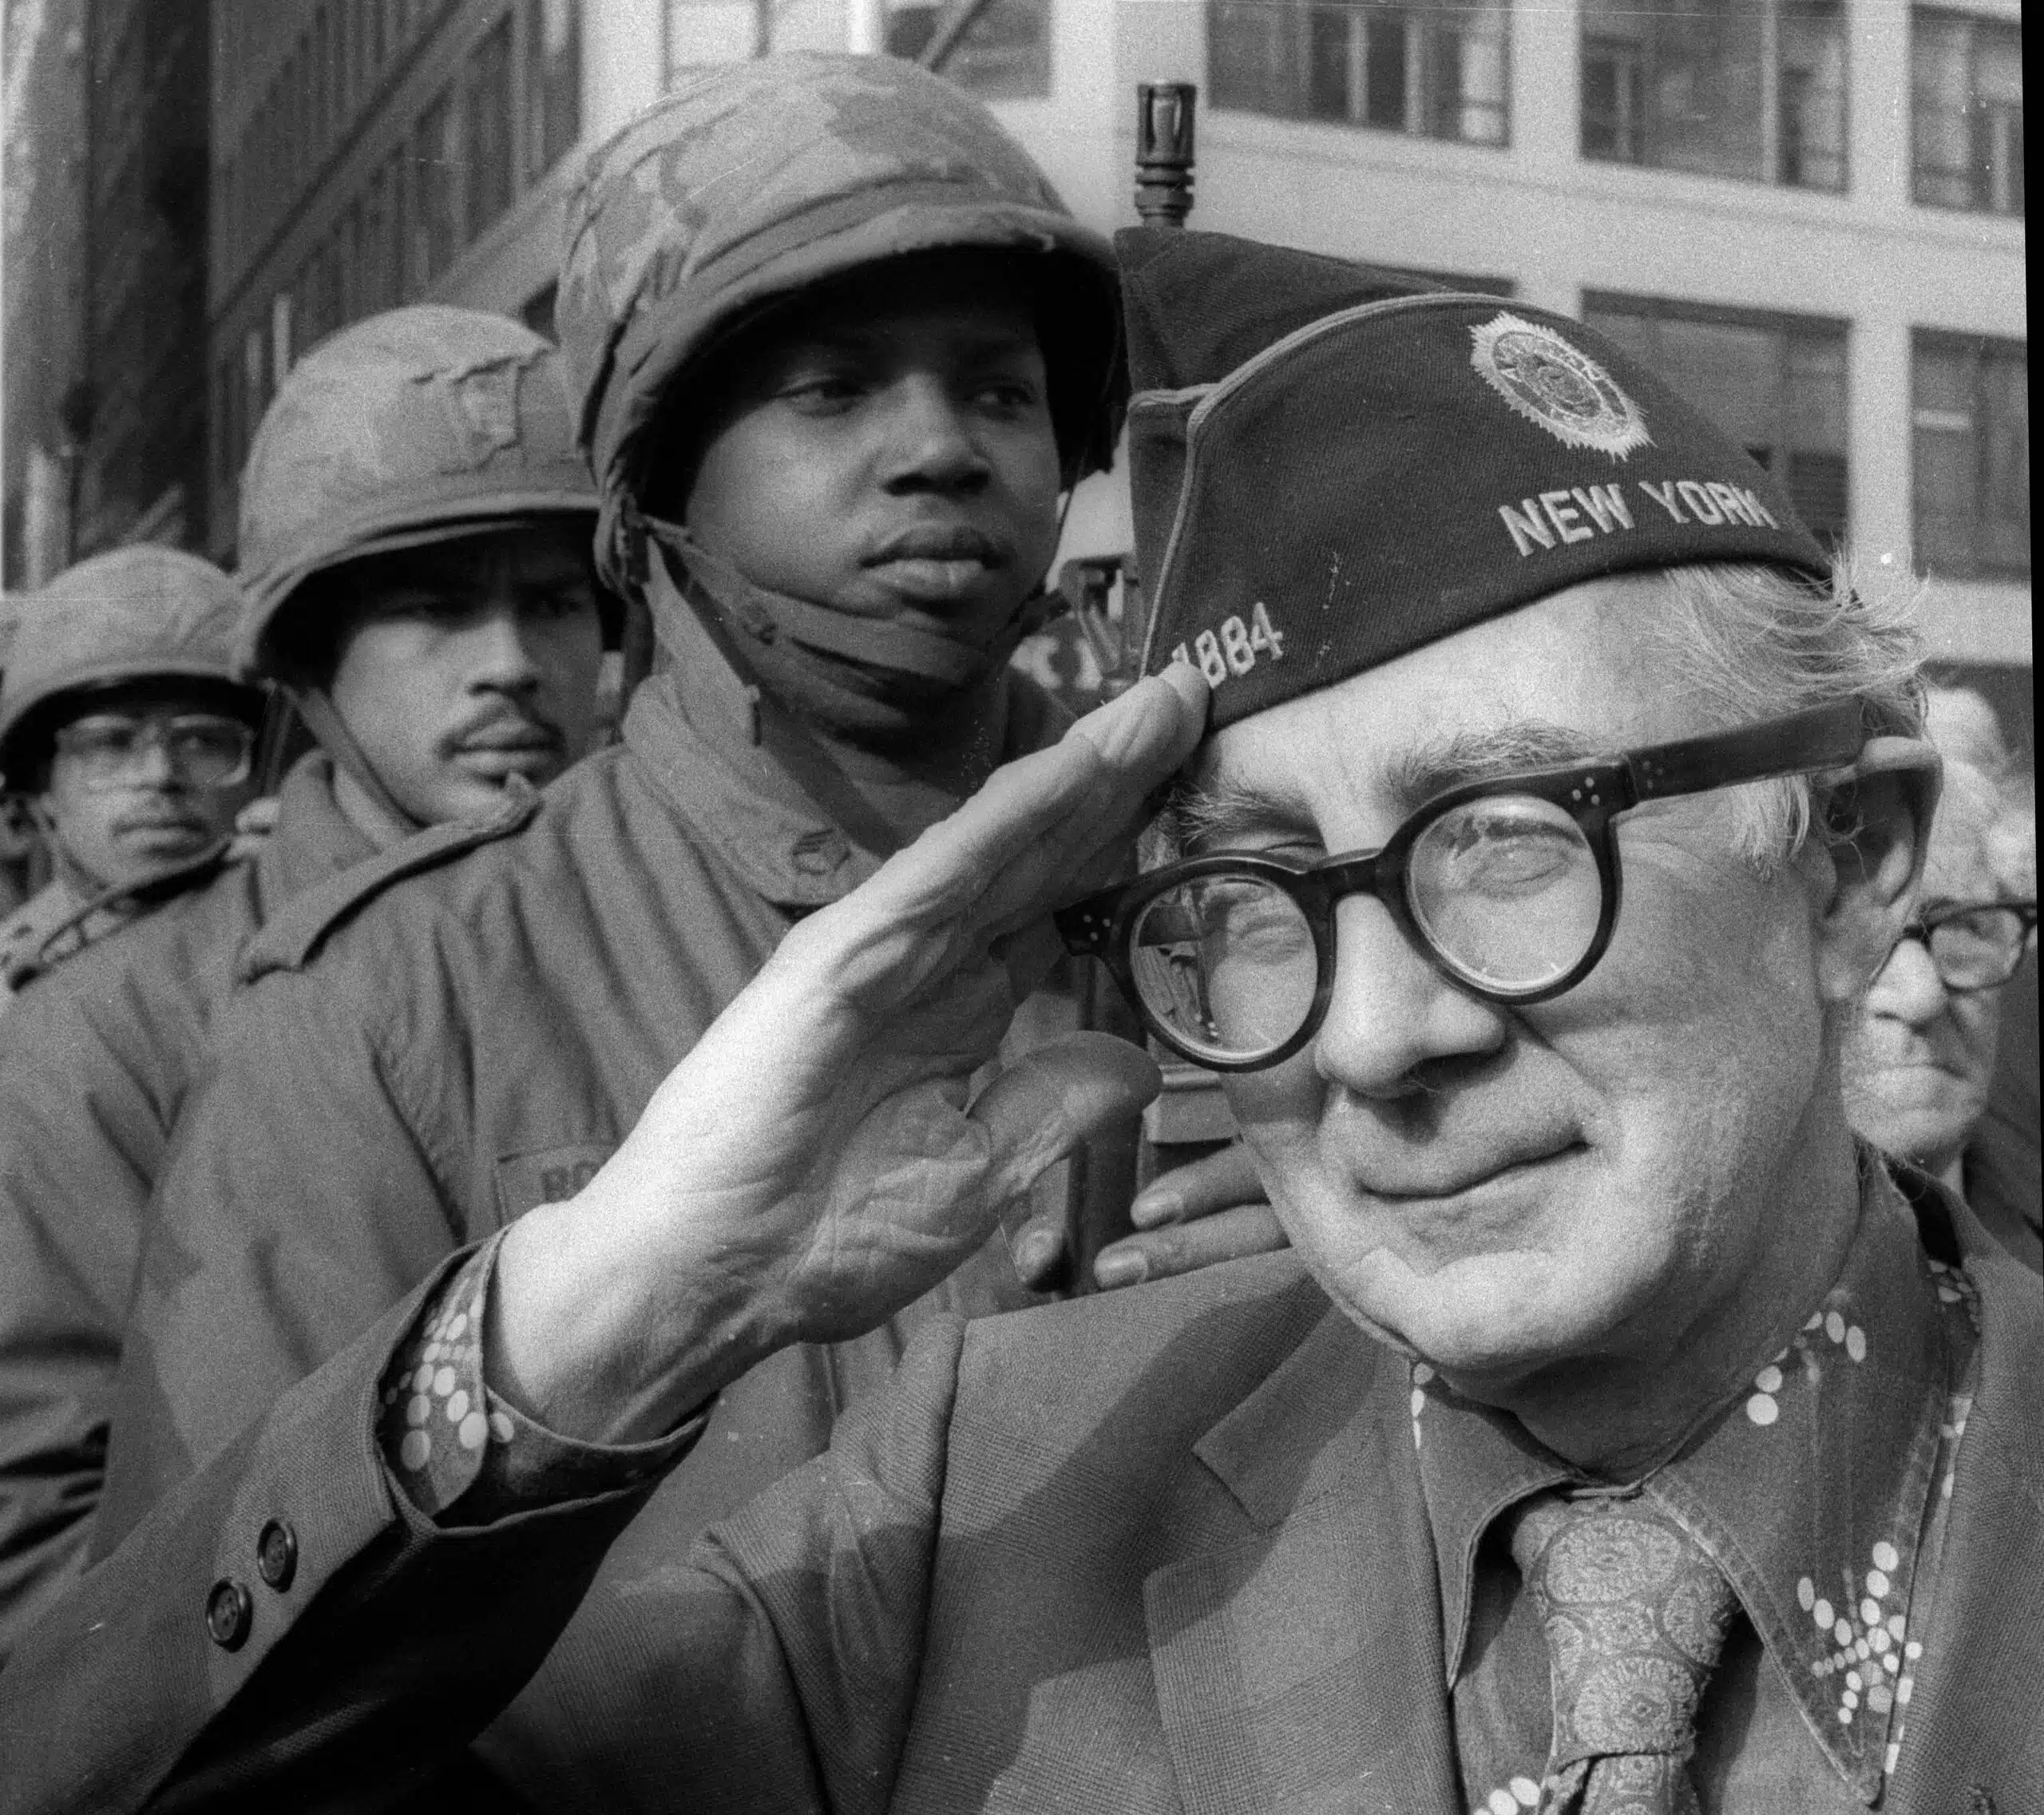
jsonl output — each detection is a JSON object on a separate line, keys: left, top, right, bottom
{"left": 1914, "top": 335, "right": 2030, "bottom": 577}
{"left": 466, "top": 15, "right": 515, "bottom": 236}
{"left": 1209, "top": 0, "right": 1507, "bottom": 145}
{"left": 885, "top": 0, "right": 1052, "bottom": 101}
{"left": 1913, "top": 10, "right": 2025, "bottom": 217}
{"left": 411, "top": 86, "right": 458, "bottom": 288}
{"left": 1580, "top": 0, "right": 1845, "bottom": 191}
{"left": 525, "top": 0, "right": 581, "bottom": 178}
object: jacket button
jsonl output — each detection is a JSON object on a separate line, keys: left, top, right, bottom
{"left": 205, "top": 1579, "right": 253, "bottom": 1650}
{"left": 256, "top": 1519, "right": 297, "bottom": 1591}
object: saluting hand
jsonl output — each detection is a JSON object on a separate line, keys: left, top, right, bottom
{"left": 489, "top": 663, "right": 1210, "bottom": 1442}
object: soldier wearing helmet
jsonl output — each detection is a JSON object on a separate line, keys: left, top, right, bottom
{"left": 236, "top": 303, "right": 612, "bottom": 840}
{"left": 0, "top": 307, "right": 606, "bottom": 1660}
{"left": 0, "top": 545, "right": 263, "bottom": 1003}
{"left": 69, "top": 53, "right": 1135, "bottom": 1798}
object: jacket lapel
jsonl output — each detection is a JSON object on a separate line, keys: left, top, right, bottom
{"left": 1146, "top": 1308, "right": 1461, "bottom": 1815}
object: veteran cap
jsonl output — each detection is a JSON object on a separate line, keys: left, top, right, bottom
{"left": 1123, "top": 229, "right": 1831, "bottom": 729}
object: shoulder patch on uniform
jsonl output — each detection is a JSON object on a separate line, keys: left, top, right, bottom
{"left": 238, "top": 788, "right": 544, "bottom": 985}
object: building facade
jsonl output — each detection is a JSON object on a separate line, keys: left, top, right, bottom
{"left": 204, "top": 0, "right": 2026, "bottom": 688}
{"left": 5, "top": 0, "right": 208, "bottom": 583}
{"left": 2, "top": 0, "right": 210, "bottom": 582}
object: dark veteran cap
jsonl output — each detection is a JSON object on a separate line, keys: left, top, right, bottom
{"left": 1123, "top": 229, "right": 1832, "bottom": 729}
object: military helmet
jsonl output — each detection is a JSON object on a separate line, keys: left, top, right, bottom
{"left": 0, "top": 545, "right": 259, "bottom": 787}
{"left": 236, "top": 305, "right": 600, "bottom": 673}
{"left": 557, "top": 52, "right": 1124, "bottom": 596}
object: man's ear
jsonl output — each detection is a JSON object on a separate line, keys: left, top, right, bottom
{"left": 1810, "top": 735, "right": 1943, "bottom": 1007}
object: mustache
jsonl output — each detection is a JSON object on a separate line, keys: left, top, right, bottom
{"left": 442, "top": 704, "right": 565, "bottom": 753}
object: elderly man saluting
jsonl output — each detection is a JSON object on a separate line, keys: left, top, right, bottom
{"left": 5, "top": 230, "right": 2034, "bottom": 1814}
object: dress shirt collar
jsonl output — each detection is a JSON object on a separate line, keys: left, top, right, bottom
{"left": 1412, "top": 1154, "right": 1974, "bottom": 1804}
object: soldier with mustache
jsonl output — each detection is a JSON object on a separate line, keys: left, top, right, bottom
{"left": 0, "top": 304, "right": 608, "bottom": 1661}
{"left": 37, "top": 52, "right": 1246, "bottom": 1803}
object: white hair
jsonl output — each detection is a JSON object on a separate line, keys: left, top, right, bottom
{"left": 1923, "top": 684, "right": 2035, "bottom": 898}
{"left": 1644, "top": 555, "right": 1927, "bottom": 871}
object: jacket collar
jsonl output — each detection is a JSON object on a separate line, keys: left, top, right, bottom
{"left": 1147, "top": 1298, "right": 1464, "bottom": 1814}
{"left": 251, "top": 751, "right": 380, "bottom": 911}
{"left": 623, "top": 647, "right": 1068, "bottom": 913}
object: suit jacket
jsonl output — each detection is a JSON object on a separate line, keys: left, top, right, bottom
{"left": 2, "top": 1203, "right": 2038, "bottom": 1814}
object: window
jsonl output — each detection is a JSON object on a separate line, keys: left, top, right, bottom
{"left": 884, "top": 0, "right": 1052, "bottom": 100}
{"left": 465, "top": 16, "right": 515, "bottom": 236}
{"left": 410, "top": 85, "right": 459, "bottom": 289}
{"left": 1584, "top": 296, "right": 1851, "bottom": 546}
{"left": 1913, "top": 10, "right": 2022, "bottom": 216}
{"left": 525, "top": 0, "right": 580, "bottom": 179}
{"left": 1581, "top": 0, "right": 1845, "bottom": 191}
{"left": 1913, "top": 334, "right": 2028, "bottom": 577}
{"left": 1210, "top": 0, "right": 1507, "bottom": 145}
{"left": 315, "top": 8, "right": 332, "bottom": 160}
{"left": 216, "top": 359, "right": 237, "bottom": 485}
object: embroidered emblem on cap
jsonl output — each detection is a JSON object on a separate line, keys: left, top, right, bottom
{"left": 1470, "top": 313, "right": 1650, "bottom": 460}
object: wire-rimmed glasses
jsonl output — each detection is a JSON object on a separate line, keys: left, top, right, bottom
{"left": 51, "top": 711, "right": 255, "bottom": 793}
{"left": 1058, "top": 699, "right": 1870, "bottom": 1072}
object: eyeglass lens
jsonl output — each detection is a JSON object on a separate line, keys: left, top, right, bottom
{"left": 1130, "top": 877, "right": 1321, "bottom": 1062}
{"left": 57, "top": 715, "right": 252, "bottom": 790}
{"left": 1127, "top": 793, "right": 1610, "bottom": 1063}
{"left": 1923, "top": 908, "right": 2031, "bottom": 991}
{"left": 1406, "top": 796, "right": 1604, "bottom": 992}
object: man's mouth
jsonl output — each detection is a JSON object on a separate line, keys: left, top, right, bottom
{"left": 862, "top": 526, "right": 1008, "bottom": 604}
{"left": 115, "top": 810, "right": 210, "bottom": 841}
{"left": 450, "top": 720, "right": 564, "bottom": 775}
{"left": 1357, "top": 1139, "right": 1585, "bottom": 1204}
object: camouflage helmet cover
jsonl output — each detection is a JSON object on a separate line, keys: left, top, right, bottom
{"left": 236, "top": 305, "right": 599, "bottom": 671}
{"left": 557, "top": 52, "right": 1123, "bottom": 596}
{"left": 0, "top": 545, "right": 259, "bottom": 781}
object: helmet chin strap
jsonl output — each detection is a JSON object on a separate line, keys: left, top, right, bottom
{"left": 628, "top": 509, "right": 1058, "bottom": 861}
{"left": 287, "top": 688, "right": 428, "bottom": 845}
{"left": 632, "top": 509, "right": 1058, "bottom": 692}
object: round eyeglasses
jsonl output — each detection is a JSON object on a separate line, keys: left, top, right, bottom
{"left": 1058, "top": 700, "right": 1871, "bottom": 1072}
{"left": 52, "top": 711, "right": 256, "bottom": 793}
{"left": 1893, "top": 899, "right": 2038, "bottom": 994}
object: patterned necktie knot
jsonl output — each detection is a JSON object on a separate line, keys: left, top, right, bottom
{"left": 1509, "top": 1492, "right": 1739, "bottom": 1813}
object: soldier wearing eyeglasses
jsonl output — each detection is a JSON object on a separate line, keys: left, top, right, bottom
{"left": 9, "top": 231, "right": 2040, "bottom": 1813}
{"left": 0, "top": 546, "right": 263, "bottom": 1005}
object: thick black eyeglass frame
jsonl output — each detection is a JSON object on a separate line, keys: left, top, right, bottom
{"left": 1896, "top": 899, "right": 2039, "bottom": 994}
{"left": 1058, "top": 699, "right": 1870, "bottom": 1072}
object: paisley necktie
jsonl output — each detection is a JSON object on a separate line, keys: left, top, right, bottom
{"left": 1509, "top": 1492, "right": 1741, "bottom": 1814}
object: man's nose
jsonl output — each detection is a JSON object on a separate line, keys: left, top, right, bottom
{"left": 1865, "top": 933, "right": 1951, "bottom": 1026}
{"left": 130, "top": 736, "right": 179, "bottom": 787}
{"left": 1311, "top": 895, "right": 1511, "bottom": 1096}
{"left": 463, "top": 605, "right": 545, "bottom": 692}
{"left": 879, "top": 377, "right": 991, "bottom": 494}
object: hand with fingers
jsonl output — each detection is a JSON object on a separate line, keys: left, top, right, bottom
{"left": 1008, "top": 1142, "right": 1289, "bottom": 1294}
{"left": 486, "top": 664, "right": 1211, "bottom": 1445}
